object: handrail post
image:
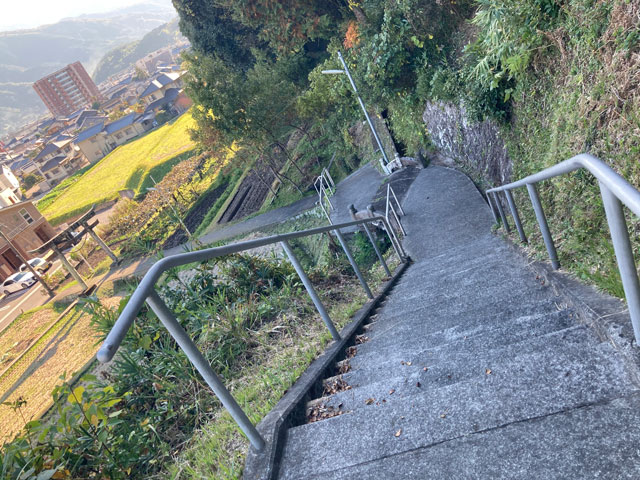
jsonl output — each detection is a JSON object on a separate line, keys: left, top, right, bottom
{"left": 389, "top": 184, "right": 405, "bottom": 216}
{"left": 381, "top": 216, "right": 407, "bottom": 260}
{"left": 389, "top": 201, "right": 406, "bottom": 236}
{"left": 493, "top": 191, "right": 511, "bottom": 232}
{"left": 505, "top": 189, "right": 528, "bottom": 244}
{"left": 600, "top": 183, "right": 640, "bottom": 344}
{"left": 526, "top": 183, "right": 560, "bottom": 269}
{"left": 486, "top": 192, "right": 499, "bottom": 224}
{"left": 145, "top": 291, "right": 266, "bottom": 451}
{"left": 363, "top": 223, "right": 391, "bottom": 277}
{"left": 280, "top": 240, "right": 341, "bottom": 340}
{"left": 334, "top": 228, "right": 373, "bottom": 299}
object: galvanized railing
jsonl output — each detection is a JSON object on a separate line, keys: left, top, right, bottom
{"left": 97, "top": 216, "right": 406, "bottom": 451}
{"left": 314, "top": 168, "right": 336, "bottom": 220}
{"left": 487, "top": 152, "right": 640, "bottom": 344}
{"left": 385, "top": 183, "right": 406, "bottom": 237}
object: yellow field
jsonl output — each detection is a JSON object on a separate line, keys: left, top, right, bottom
{"left": 40, "top": 112, "right": 196, "bottom": 225}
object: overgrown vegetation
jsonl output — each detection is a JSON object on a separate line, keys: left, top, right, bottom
{"left": 1, "top": 235, "right": 397, "bottom": 478}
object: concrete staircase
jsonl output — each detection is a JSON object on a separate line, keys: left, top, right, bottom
{"left": 273, "top": 166, "right": 640, "bottom": 478}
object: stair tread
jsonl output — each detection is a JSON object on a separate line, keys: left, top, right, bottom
{"left": 302, "top": 392, "right": 640, "bottom": 480}
{"left": 279, "top": 336, "right": 635, "bottom": 478}
{"left": 314, "top": 325, "right": 596, "bottom": 413}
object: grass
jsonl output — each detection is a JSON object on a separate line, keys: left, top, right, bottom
{"left": 39, "top": 112, "right": 197, "bottom": 226}
{"left": 168, "top": 253, "right": 399, "bottom": 479}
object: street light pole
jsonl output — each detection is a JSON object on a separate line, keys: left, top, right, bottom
{"left": 323, "top": 51, "right": 391, "bottom": 167}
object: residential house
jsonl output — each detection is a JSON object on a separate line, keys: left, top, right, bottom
{"left": 74, "top": 121, "right": 108, "bottom": 164}
{"left": 139, "top": 72, "right": 185, "bottom": 106}
{"left": 0, "top": 201, "right": 57, "bottom": 281}
{"left": 32, "top": 135, "right": 86, "bottom": 185}
{"left": 0, "top": 166, "right": 22, "bottom": 207}
{"left": 103, "top": 113, "right": 145, "bottom": 149}
{"left": 144, "top": 88, "right": 193, "bottom": 118}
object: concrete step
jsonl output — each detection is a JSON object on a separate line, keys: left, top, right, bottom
{"left": 350, "top": 307, "right": 574, "bottom": 370}
{"left": 364, "top": 297, "right": 563, "bottom": 345}
{"left": 386, "top": 258, "right": 544, "bottom": 309}
{"left": 373, "top": 278, "right": 554, "bottom": 323}
{"left": 313, "top": 324, "right": 590, "bottom": 414}
{"left": 278, "top": 337, "right": 636, "bottom": 478}
{"left": 303, "top": 391, "right": 640, "bottom": 479}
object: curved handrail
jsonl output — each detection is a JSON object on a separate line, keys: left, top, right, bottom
{"left": 98, "top": 215, "right": 402, "bottom": 363}
{"left": 487, "top": 153, "right": 640, "bottom": 218}
{"left": 486, "top": 152, "right": 640, "bottom": 347}
{"left": 96, "top": 214, "right": 406, "bottom": 451}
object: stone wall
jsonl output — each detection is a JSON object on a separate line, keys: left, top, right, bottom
{"left": 422, "top": 100, "right": 511, "bottom": 186}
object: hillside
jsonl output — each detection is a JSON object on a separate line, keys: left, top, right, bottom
{"left": 93, "top": 18, "right": 184, "bottom": 83}
{"left": 0, "top": 0, "right": 176, "bottom": 136}
{"left": 39, "top": 112, "right": 196, "bottom": 225}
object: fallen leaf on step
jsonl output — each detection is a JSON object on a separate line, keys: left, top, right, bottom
{"left": 395, "top": 429, "right": 402, "bottom": 437}
{"left": 365, "top": 398, "right": 375, "bottom": 405}
{"left": 485, "top": 369, "right": 492, "bottom": 375}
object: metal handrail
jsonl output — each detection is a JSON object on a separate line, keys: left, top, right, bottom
{"left": 315, "top": 168, "right": 336, "bottom": 222}
{"left": 385, "top": 183, "right": 406, "bottom": 237}
{"left": 486, "top": 152, "right": 640, "bottom": 344}
{"left": 97, "top": 215, "right": 406, "bottom": 451}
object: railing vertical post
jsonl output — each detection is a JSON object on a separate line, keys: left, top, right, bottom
{"left": 493, "top": 191, "right": 511, "bottom": 232}
{"left": 526, "top": 183, "right": 560, "bottom": 269}
{"left": 486, "top": 192, "right": 499, "bottom": 224}
{"left": 381, "top": 216, "right": 407, "bottom": 260}
{"left": 505, "top": 189, "right": 528, "bottom": 244}
{"left": 334, "top": 228, "right": 373, "bottom": 299}
{"left": 280, "top": 240, "right": 341, "bottom": 340}
{"left": 145, "top": 291, "right": 266, "bottom": 451}
{"left": 389, "top": 202, "right": 406, "bottom": 236}
{"left": 390, "top": 185, "right": 405, "bottom": 216}
{"left": 363, "top": 223, "right": 391, "bottom": 277}
{"left": 600, "top": 183, "right": 640, "bottom": 344}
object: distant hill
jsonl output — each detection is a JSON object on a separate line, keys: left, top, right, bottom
{"left": 0, "top": 0, "right": 176, "bottom": 137}
{"left": 93, "top": 18, "right": 184, "bottom": 84}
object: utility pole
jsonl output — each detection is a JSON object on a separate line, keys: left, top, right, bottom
{"left": 0, "top": 227, "right": 54, "bottom": 296}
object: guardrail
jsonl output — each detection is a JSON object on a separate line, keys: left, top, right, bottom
{"left": 385, "top": 183, "right": 406, "bottom": 237}
{"left": 486, "top": 152, "right": 640, "bottom": 345}
{"left": 314, "top": 168, "right": 336, "bottom": 220}
{"left": 97, "top": 216, "right": 407, "bottom": 451}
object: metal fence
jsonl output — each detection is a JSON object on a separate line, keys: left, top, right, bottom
{"left": 486, "top": 152, "right": 640, "bottom": 345}
{"left": 97, "top": 215, "right": 407, "bottom": 450}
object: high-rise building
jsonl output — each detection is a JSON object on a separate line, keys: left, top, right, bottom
{"left": 33, "top": 62, "right": 102, "bottom": 117}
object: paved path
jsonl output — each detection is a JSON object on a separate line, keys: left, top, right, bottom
{"left": 274, "top": 165, "right": 640, "bottom": 479}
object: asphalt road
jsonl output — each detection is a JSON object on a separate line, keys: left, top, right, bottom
{"left": 0, "top": 261, "right": 62, "bottom": 333}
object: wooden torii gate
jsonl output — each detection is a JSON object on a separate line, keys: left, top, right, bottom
{"left": 30, "top": 206, "right": 118, "bottom": 292}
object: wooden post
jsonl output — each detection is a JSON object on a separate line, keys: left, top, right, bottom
{"left": 51, "top": 244, "right": 88, "bottom": 291}
{"left": 81, "top": 221, "right": 118, "bottom": 264}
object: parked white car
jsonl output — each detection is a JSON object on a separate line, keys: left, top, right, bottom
{"left": 19, "top": 257, "right": 52, "bottom": 274}
{"left": 1, "top": 271, "right": 37, "bottom": 295}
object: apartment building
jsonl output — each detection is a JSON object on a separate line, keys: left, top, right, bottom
{"left": 33, "top": 62, "right": 102, "bottom": 117}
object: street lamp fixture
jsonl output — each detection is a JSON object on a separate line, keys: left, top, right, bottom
{"left": 322, "top": 51, "right": 391, "bottom": 169}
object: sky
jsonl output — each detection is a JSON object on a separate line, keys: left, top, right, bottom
{"left": 0, "top": 0, "right": 152, "bottom": 31}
